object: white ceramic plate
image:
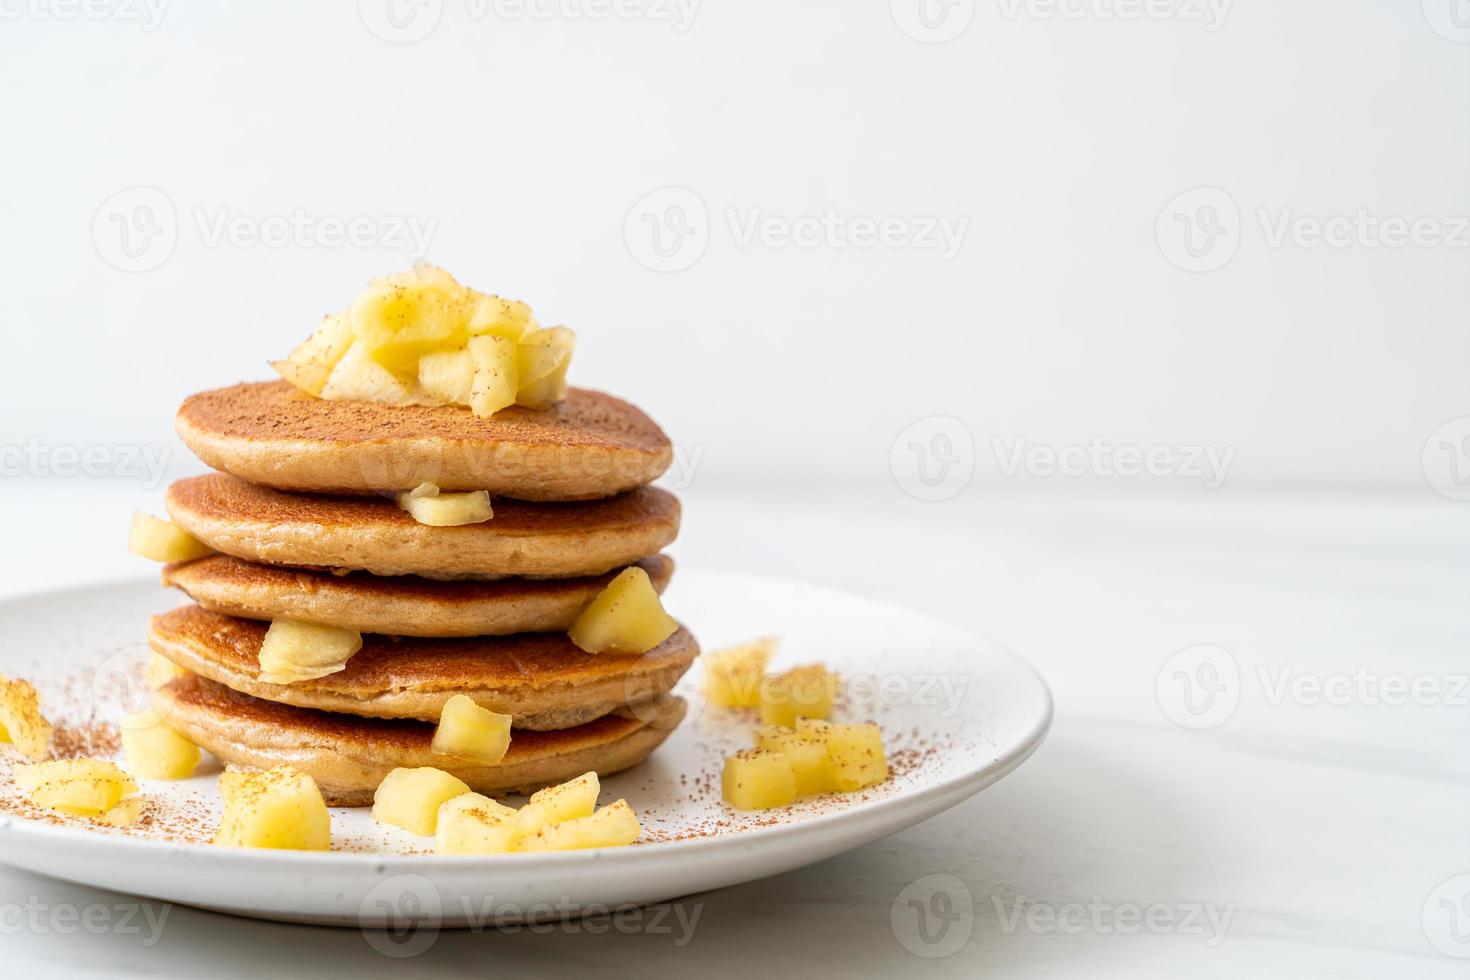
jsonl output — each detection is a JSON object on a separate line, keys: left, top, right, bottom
{"left": 0, "top": 568, "right": 1051, "bottom": 928}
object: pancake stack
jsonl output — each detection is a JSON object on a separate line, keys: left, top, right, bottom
{"left": 147, "top": 380, "right": 694, "bottom": 806}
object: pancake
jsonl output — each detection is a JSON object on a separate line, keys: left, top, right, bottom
{"left": 175, "top": 380, "right": 673, "bottom": 499}
{"left": 148, "top": 605, "right": 698, "bottom": 729}
{"left": 162, "top": 554, "right": 675, "bottom": 637}
{"left": 165, "top": 474, "right": 679, "bottom": 580}
{"left": 153, "top": 675, "right": 686, "bottom": 807}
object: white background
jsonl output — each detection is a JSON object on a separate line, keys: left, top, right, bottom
{"left": 0, "top": 0, "right": 1466, "bottom": 493}
{"left": 1, "top": 2, "right": 1469, "bottom": 978}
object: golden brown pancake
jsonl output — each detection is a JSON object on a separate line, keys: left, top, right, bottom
{"left": 175, "top": 380, "right": 673, "bottom": 499}
{"left": 165, "top": 474, "right": 679, "bottom": 580}
{"left": 148, "top": 605, "right": 698, "bottom": 729}
{"left": 153, "top": 675, "right": 686, "bottom": 807}
{"left": 162, "top": 554, "right": 675, "bottom": 637}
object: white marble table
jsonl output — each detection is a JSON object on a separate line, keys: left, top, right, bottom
{"left": 3, "top": 479, "right": 1466, "bottom": 978}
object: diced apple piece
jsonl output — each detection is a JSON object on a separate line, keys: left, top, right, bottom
{"left": 516, "top": 326, "right": 576, "bottom": 387}
{"left": 430, "top": 694, "right": 512, "bottom": 765}
{"left": 98, "top": 796, "right": 146, "bottom": 827}
{"left": 272, "top": 312, "right": 355, "bottom": 395}
{"left": 0, "top": 675, "right": 52, "bottom": 761}
{"left": 129, "top": 512, "right": 212, "bottom": 563}
{"left": 148, "top": 652, "right": 187, "bottom": 689}
{"left": 371, "top": 767, "right": 471, "bottom": 836}
{"left": 395, "top": 484, "right": 493, "bottom": 527}
{"left": 515, "top": 799, "right": 640, "bottom": 851}
{"left": 721, "top": 749, "right": 797, "bottom": 811}
{"left": 435, "top": 792, "right": 517, "bottom": 855}
{"left": 512, "top": 771, "right": 599, "bottom": 837}
{"left": 468, "top": 294, "right": 535, "bottom": 343}
{"left": 257, "top": 619, "right": 362, "bottom": 685}
{"left": 214, "top": 765, "right": 331, "bottom": 850}
{"left": 704, "top": 637, "right": 777, "bottom": 709}
{"left": 516, "top": 351, "right": 571, "bottom": 410}
{"left": 823, "top": 722, "right": 888, "bottom": 792}
{"left": 14, "top": 759, "right": 137, "bottom": 816}
{"left": 350, "top": 266, "right": 473, "bottom": 376}
{"left": 417, "top": 348, "right": 476, "bottom": 404}
{"left": 121, "top": 708, "right": 201, "bottom": 780}
{"left": 753, "top": 725, "right": 835, "bottom": 796}
{"left": 758, "top": 664, "right": 839, "bottom": 728}
{"left": 468, "top": 334, "right": 518, "bottom": 417}
{"left": 568, "top": 567, "right": 678, "bottom": 655}
{"left": 320, "top": 342, "right": 423, "bottom": 404}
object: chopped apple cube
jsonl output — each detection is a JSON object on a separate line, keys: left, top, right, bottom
{"left": 513, "top": 771, "right": 599, "bottom": 837}
{"left": 121, "top": 708, "right": 201, "bottom": 780}
{"left": 98, "top": 796, "right": 146, "bottom": 827}
{"left": 516, "top": 326, "right": 576, "bottom": 385}
{"left": 752, "top": 726, "right": 834, "bottom": 796}
{"left": 468, "top": 293, "right": 535, "bottom": 343}
{"left": 395, "top": 483, "right": 493, "bottom": 527}
{"left": 823, "top": 722, "right": 888, "bottom": 792}
{"left": 350, "top": 265, "right": 473, "bottom": 376}
{"left": 129, "top": 512, "right": 212, "bottom": 563}
{"left": 468, "top": 334, "right": 518, "bottom": 417}
{"left": 416, "top": 348, "right": 476, "bottom": 403}
{"left": 214, "top": 765, "right": 331, "bottom": 850}
{"left": 320, "top": 341, "right": 424, "bottom": 404}
{"left": 435, "top": 792, "right": 517, "bottom": 855}
{"left": 148, "top": 652, "right": 187, "bottom": 689}
{"left": 0, "top": 675, "right": 52, "bottom": 761}
{"left": 721, "top": 749, "right": 797, "bottom": 811}
{"left": 272, "top": 312, "right": 355, "bottom": 395}
{"left": 14, "top": 759, "right": 137, "bottom": 816}
{"left": 515, "top": 799, "right": 640, "bottom": 851}
{"left": 257, "top": 619, "right": 362, "bottom": 684}
{"left": 568, "top": 567, "right": 678, "bottom": 655}
{"left": 371, "top": 767, "right": 471, "bottom": 836}
{"left": 704, "top": 637, "right": 777, "bottom": 709}
{"left": 430, "top": 694, "right": 512, "bottom": 765}
{"left": 758, "top": 664, "right": 839, "bottom": 728}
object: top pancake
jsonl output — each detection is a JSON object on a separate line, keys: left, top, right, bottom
{"left": 176, "top": 380, "right": 674, "bottom": 499}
